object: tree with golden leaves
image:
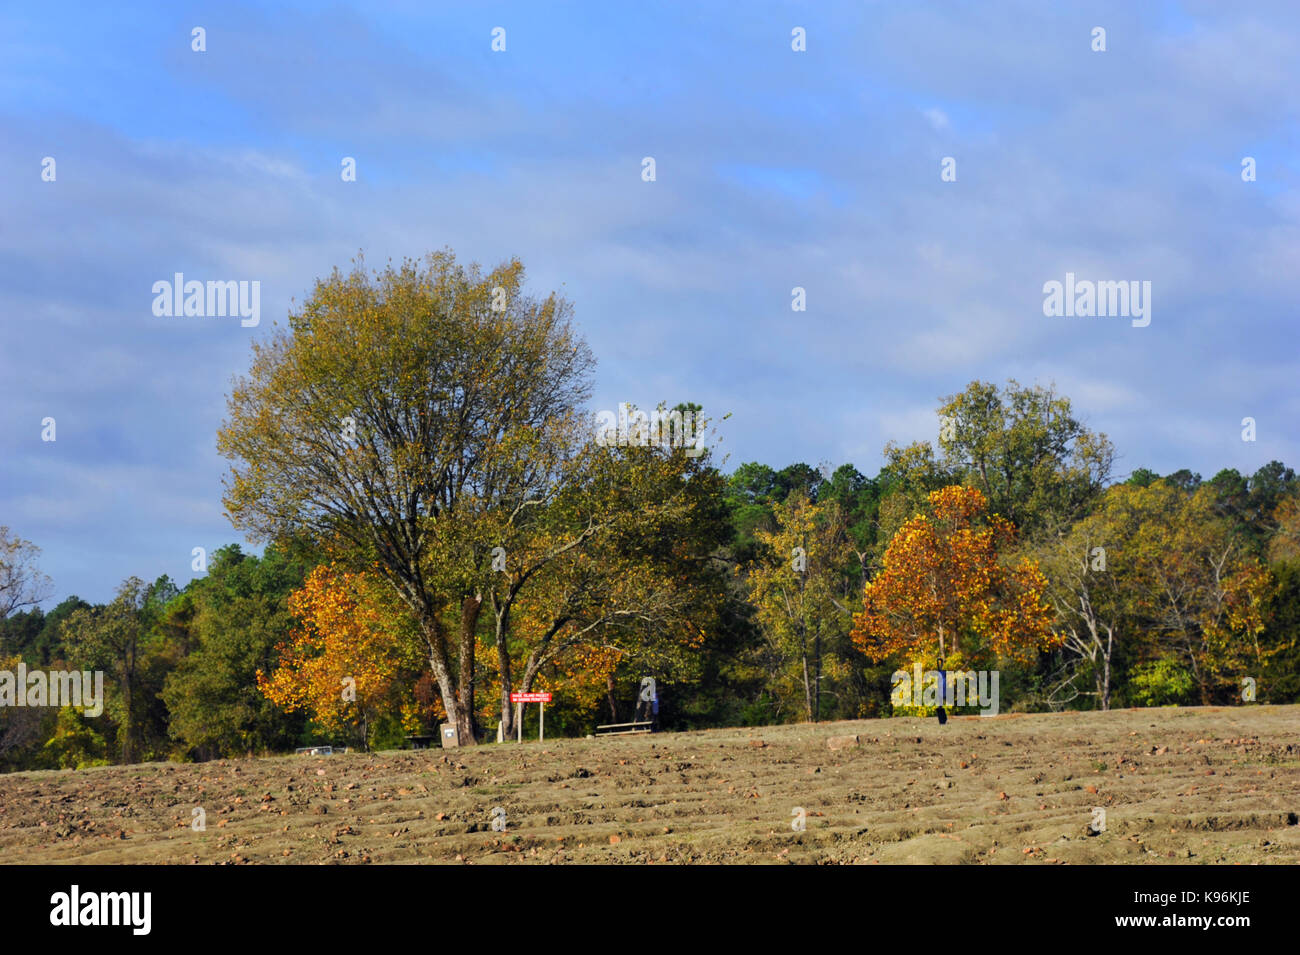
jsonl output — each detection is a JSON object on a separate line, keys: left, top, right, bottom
{"left": 851, "top": 486, "right": 1056, "bottom": 675}
{"left": 258, "top": 564, "right": 429, "bottom": 748}
{"left": 219, "top": 250, "right": 594, "bottom": 744}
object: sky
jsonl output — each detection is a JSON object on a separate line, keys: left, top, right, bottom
{"left": 2, "top": 0, "right": 1298, "bottom": 607}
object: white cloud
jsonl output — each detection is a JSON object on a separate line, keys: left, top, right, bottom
{"left": 922, "top": 107, "right": 950, "bottom": 131}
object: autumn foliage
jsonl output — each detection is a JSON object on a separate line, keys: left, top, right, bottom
{"left": 851, "top": 485, "right": 1057, "bottom": 669}
{"left": 258, "top": 565, "right": 437, "bottom": 742}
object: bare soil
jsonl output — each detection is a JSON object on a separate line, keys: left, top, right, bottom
{"left": 1, "top": 705, "right": 1297, "bottom": 864}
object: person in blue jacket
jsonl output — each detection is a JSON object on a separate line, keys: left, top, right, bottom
{"left": 935, "top": 659, "right": 948, "bottom": 725}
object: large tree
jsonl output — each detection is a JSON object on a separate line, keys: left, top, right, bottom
{"left": 218, "top": 251, "right": 593, "bottom": 744}
{"left": 488, "top": 426, "right": 733, "bottom": 732}
{"left": 1127, "top": 483, "right": 1271, "bottom": 704}
{"left": 1042, "top": 481, "right": 1273, "bottom": 708}
{"left": 1034, "top": 499, "right": 1137, "bottom": 710}
{"left": 935, "top": 380, "right": 1114, "bottom": 538}
{"left": 851, "top": 486, "right": 1057, "bottom": 673}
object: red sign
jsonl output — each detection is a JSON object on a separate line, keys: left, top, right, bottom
{"left": 510, "top": 692, "right": 552, "bottom": 703}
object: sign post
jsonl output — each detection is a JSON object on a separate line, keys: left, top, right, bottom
{"left": 509, "top": 691, "right": 553, "bottom": 742}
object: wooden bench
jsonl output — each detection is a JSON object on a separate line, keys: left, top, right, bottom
{"left": 405, "top": 734, "right": 436, "bottom": 750}
{"left": 595, "top": 720, "right": 655, "bottom": 737}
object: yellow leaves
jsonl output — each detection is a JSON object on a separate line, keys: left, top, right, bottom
{"left": 851, "top": 484, "right": 1053, "bottom": 666}
{"left": 1205, "top": 559, "right": 1272, "bottom": 672}
{"left": 928, "top": 485, "right": 988, "bottom": 527}
{"left": 260, "top": 564, "right": 428, "bottom": 733}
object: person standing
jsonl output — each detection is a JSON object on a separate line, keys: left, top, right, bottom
{"left": 935, "top": 660, "right": 948, "bottom": 725}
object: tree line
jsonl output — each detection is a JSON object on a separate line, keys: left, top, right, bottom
{"left": 2, "top": 252, "right": 1297, "bottom": 769}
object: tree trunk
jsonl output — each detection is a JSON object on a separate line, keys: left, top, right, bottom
{"left": 814, "top": 630, "right": 821, "bottom": 722}
{"left": 801, "top": 652, "right": 813, "bottom": 722}
{"left": 606, "top": 671, "right": 619, "bottom": 722}
{"left": 422, "top": 612, "right": 465, "bottom": 743}
{"left": 122, "top": 634, "right": 139, "bottom": 764}
{"left": 121, "top": 676, "right": 135, "bottom": 764}
{"left": 455, "top": 595, "right": 483, "bottom": 744}
{"left": 521, "top": 649, "right": 543, "bottom": 693}
{"left": 1101, "top": 627, "right": 1113, "bottom": 711}
{"left": 497, "top": 613, "right": 515, "bottom": 741}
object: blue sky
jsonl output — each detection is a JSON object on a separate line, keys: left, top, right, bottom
{"left": 3, "top": 1, "right": 1299, "bottom": 606}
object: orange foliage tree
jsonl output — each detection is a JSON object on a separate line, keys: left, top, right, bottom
{"left": 850, "top": 486, "right": 1057, "bottom": 670}
{"left": 258, "top": 564, "right": 435, "bottom": 747}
